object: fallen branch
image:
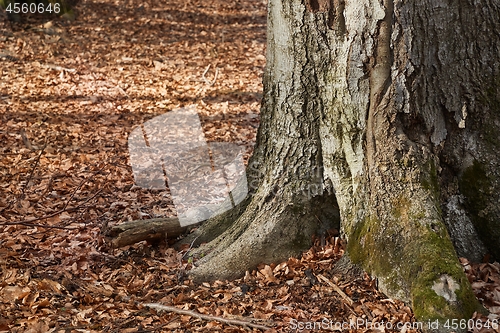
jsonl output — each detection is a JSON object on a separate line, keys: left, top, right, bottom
{"left": 143, "top": 303, "right": 273, "bottom": 331}
{"left": 106, "top": 217, "right": 188, "bottom": 248}
{"left": 316, "top": 273, "right": 354, "bottom": 306}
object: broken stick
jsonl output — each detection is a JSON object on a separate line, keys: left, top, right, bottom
{"left": 143, "top": 303, "right": 273, "bottom": 331}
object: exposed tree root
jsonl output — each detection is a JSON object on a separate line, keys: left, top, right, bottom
{"left": 185, "top": 184, "right": 339, "bottom": 282}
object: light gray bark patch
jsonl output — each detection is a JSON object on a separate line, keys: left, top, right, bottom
{"left": 431, "top": 274, "right": 460, "bottom": 303}
{"left": 443, "top": 195, "right": 487, "bottom": 262}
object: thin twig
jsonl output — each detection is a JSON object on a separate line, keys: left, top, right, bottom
{"left": 316, "top": 273, "right": 354, "bottom": 306}
{"left": 201, "top": 64, "right": 218, "bottom": 85}
{"left": 62, "top": 177, "right": 86, "bottom": 212}
{"left": 3, "top": 158, "right": 119, "bottom": 229}
{"left": 37, "top": 174, "right": 53, "bottom": 202}
{"left": 211, "top": 68, "right": 218, "bottom": 85}
{"left": 143, "top": 303, "right": 273, "bottom": 331}
{"left": 181, "top": 235, "right": 200, "bottom": 261}
{"left": 202, "top": 64, "right": 211, "bottom": 84}
{"left": 2, "top": 222, "right": 78, "bottom": 230}
{"left": 0, "top": 189, "right": 102, "bottom": 228}
{"left": 62, "top": 162, "right": 110, "bottom": 211}
{"left": 19, "top": 144, "right": 46, "bottom": 200}
{"left": 135, "top": 316, "right": 180, "bottom": 333}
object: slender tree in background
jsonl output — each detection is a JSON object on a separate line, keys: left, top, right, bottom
{"left": 181, "top": 0, "right": 500, "bottom": 330}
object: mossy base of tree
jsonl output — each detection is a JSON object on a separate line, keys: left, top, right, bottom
{"left": 347, "top": 197, "right": 484, "bottom": 333}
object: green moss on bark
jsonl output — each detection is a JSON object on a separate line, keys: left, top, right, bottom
{"left": 347, "top": 184, "right": 481, "bottom": 331}
{"left": 410, "top": 227, "right": 480, "bottom": 321}
{"left": 421, "top": 161, "right": 440, "bottom": 201}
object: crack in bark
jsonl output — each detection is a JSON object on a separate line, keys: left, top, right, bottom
{"left": 366, "top": 0, "right": 394, "bottom": 174}
{"left": 328, "top": 0, "right": 346, "bottom": 35}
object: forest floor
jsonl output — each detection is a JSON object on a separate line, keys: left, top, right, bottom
{"left": 1, "top": 0, "right": 499, "bottom": 331}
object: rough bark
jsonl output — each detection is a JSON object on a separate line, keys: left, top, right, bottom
{"left": 175, "top": 0, "right": 500, "bottom": 331}
{"left": 179, "top": 0, "right": 342, "bottom": 281}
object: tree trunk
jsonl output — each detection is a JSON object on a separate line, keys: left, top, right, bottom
{"left": 179, "top": 0, "right": 500, "bottom": 331}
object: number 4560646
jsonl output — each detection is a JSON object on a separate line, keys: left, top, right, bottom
{"left": 5, "top": 2, "right": 60, "bottom": 14}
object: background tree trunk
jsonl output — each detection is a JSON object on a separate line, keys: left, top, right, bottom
{"left": 180, "top": 0, "right": 500, "bottom": 331}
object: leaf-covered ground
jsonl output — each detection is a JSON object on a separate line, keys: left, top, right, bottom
{"left": 1, "top": 0, "right": 499, "bottom": 332}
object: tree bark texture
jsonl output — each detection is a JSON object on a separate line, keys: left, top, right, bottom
{"left": 107, "top": 218, "right": 190, "bottom": 248}
{"left": 180, "top": 0, "right": 500, "bottom": 330}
